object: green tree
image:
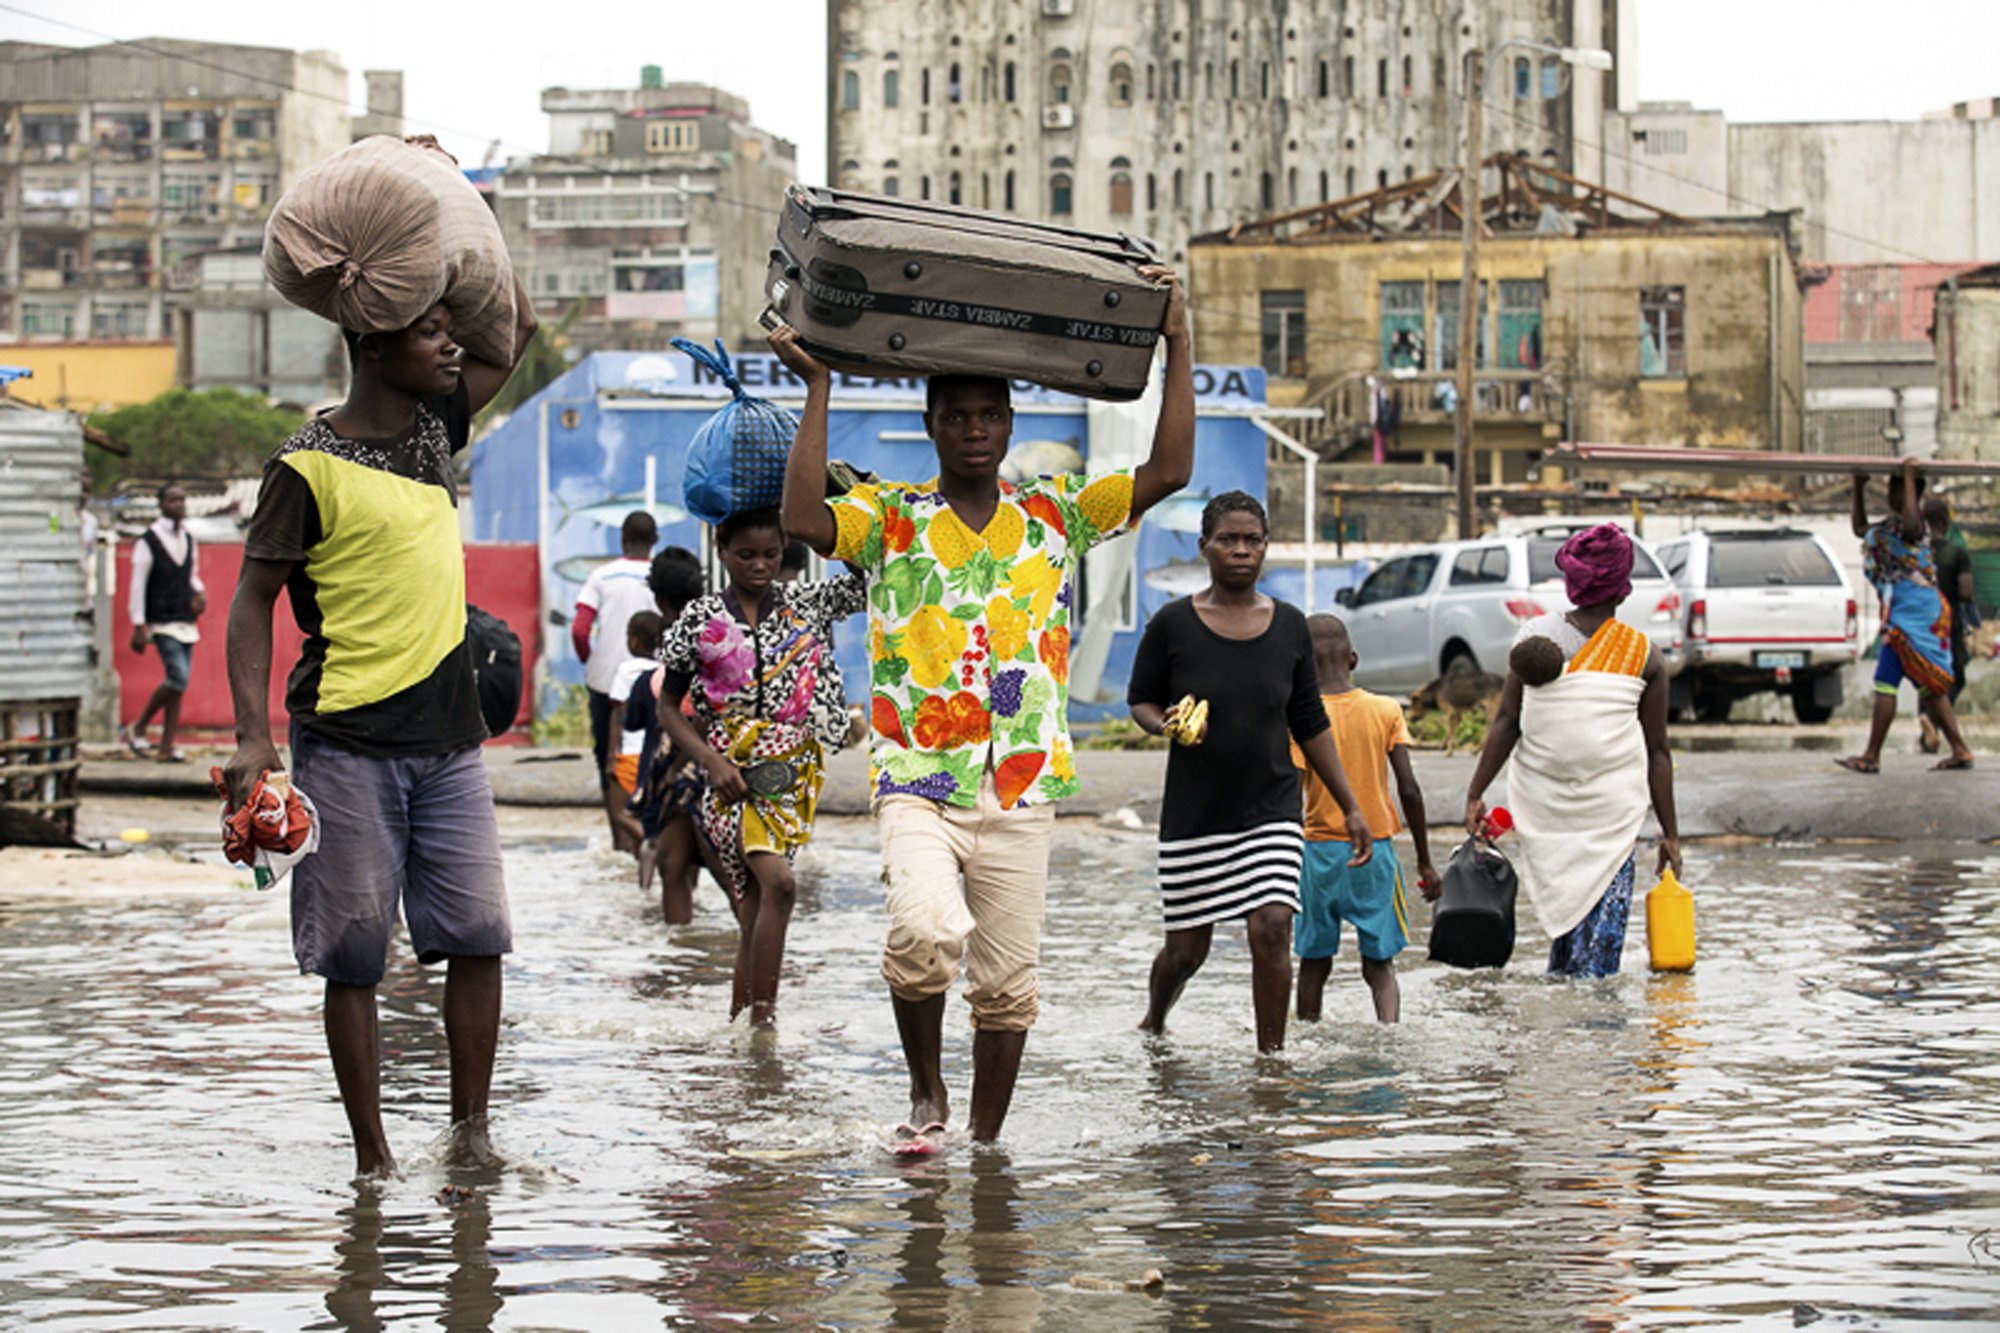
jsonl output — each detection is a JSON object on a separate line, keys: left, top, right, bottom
{"left": 86, "top": 388, "right": 303, "bottom": 490}
{"left": 473, "top": 299, "right": 584, "bottom": 435}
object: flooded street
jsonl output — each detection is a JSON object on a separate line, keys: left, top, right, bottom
{"left": 2, "top": 821, "right": 1998, "bottom": 1329}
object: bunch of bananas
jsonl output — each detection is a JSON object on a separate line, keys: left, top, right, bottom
{"left": 1163, "top": 695, "right": 1209, "bottom": 746}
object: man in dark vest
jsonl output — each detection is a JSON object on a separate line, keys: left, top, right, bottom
{"left": 125, "top": 482, "right": 205, "bottom": 762}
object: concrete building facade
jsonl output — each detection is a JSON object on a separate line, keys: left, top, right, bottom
{"left": 1934, "top": 264, "right": 2000, "bottom": 462}
{"left": 1604, "top": 100, "right": 2000, "bottom": 468}
{"left": 826, "top": 0, "right": 1628, "bottom": 265}
{"left": 1602, "top": 101, "right": 2000, "bottom": 266}
{"left": 495, "top": 73, "right": 797, "bottom": 355}
{"left": 1191, "top": 165, "right": 1804, "bottom": 484}
{"left": 0, "top": 38, "right": 352, "bottom": 347}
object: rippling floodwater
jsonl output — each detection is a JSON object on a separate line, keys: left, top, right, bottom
{"left": 2, "top": 823, "right": 1998, "bottom": 1329}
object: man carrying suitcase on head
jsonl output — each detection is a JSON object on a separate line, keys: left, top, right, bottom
{"left": 773, "top": 268, "right": 1194, "bottom": 1148}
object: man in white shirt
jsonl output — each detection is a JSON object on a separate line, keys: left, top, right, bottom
{"left": 571, "top": 510, "right": 660, "bottom": 849}
{"left": 126, "top": 483, "right": 205, "bottom": 762}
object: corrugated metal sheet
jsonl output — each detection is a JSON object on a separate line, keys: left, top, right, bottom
{"left": 0, "top": 405, "right": 91, "bottom": 704}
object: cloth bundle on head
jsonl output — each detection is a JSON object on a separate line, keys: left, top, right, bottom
{"left": 1556, "top": 524, "right": 1635, "bottom": 608}
{"left": 210, "top": 767, "right": 320, "bottom": 889}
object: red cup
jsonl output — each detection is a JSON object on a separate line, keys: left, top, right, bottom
{"left": 1479, "top": 806, "right": 1513, "bottom": 841}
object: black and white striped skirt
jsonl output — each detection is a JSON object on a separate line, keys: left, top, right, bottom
{"left": 1156, "top": 820, "right": 1304, "bottom": 930}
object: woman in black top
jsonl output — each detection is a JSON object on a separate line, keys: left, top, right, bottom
{"left": 1128, "top": 492, "right": 1374, "bottom": 1053}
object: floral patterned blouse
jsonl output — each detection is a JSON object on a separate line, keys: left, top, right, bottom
{"left": 1863, "top": 517, "right": 1937, "bottom": 596}
{"left": 659, "top": 575, "right": 868, "bottom": 750}
{"left": 829, "top": 470, "right": 1136, "bottom": 810}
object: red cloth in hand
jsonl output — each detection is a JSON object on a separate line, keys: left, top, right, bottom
{"left": 210, "top": 767, "right": 314, "bottom": 868}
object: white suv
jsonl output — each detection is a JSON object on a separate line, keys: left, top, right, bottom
{"left": 1652, "top": 529, "right": 1859, "bottom": 724}
{"left": 1335, "top": 526, "right": 1685, "bottom": 695}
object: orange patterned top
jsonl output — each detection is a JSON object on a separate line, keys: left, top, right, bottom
{"left": 1566, "top": 617, "right": 1651, "bottom": 678}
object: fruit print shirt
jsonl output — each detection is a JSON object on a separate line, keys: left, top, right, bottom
{"left": 830, "top": 470, "right": 1137, "bottom": 809}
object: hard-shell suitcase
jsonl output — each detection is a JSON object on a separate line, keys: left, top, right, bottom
{"left": 765, "top": 184, "right": 1169, "bottom": 401}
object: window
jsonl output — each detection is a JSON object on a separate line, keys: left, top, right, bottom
{"left": 880, "top": 174, "right": 900, "bottom": 198}
{"left": 1356, "top": 556, "right": 1434, "bottom": 606}
{"left": 1707, "top": 536, "right": 1841, "bottom": 588}
{"left": 1230, "top": 59, "right": 1240, "bottom": 99}
{"left": 949, "top": 171, "right": 963, "bottom": 204}
{"left": 579, "top": 128, "right": 612, "bottom": 157}
{"left": 1146, "top": 64, "right": 1156, "bottom": 100}
{"left": 1110, "top": 171, "right": 1133, "bottom": 215}
{"left": 1528, "top": 537, "right": 1664, "bottom": 585}
{"left": 1051, "top": 63, "right": 1073, "bottom": 104}
{"left": 922, "top": 69, "right": 931, "bottom": 105}
{"left": 1050, "top": 172, "right": 1073, "bottom": 214}
{"left": 1260, "top": 171, "right": 1274, "bottom": 211}
{"left": 1260, "top": 290, "right": 1306, "bottom": 378}
{"left": 1435, "top": 280, "right": 1490, "bottom": 370}
{"left": 530, "top": 188, "right": 687, "bottom": 226}
{"left": 1343, "top": 55, "right": 1355, "bottom": 97}
{"left": 1318, "top": 170, "right": 1328, "bottom": 202}
{"left": 231, "top": 107, "right": 276, "bottom": 141}
{"left": 1643, "top": 128, "right": 1688, "bottom": 156}
{"left": 1377, "top": 58, "right": 1388, "bottom": 97}
{"left": 921, "top": 175, "right": 931, "bottom": 200}
{"left": 1004, "top": 62, "right": 1016, "bottom": 102}
{"left": 1540, "top": 58, "right": 1561, "bottom": 99}
{"left": 1657, "top": 544, "right": 1688, "bottom": 580}
{"left": 1515, "top": 57, "right": 1531, "bottom": 98}
{"left": 841, "top": 71, "right": 860, "bottom": 110}
{"left": 1004, "top": 169, "right": 1015, "bottom": 210}
{"left": 1204, "top": 172, "right": 1214, "bottom": 210}
{"left": 1396, "top": 554, "right": 1440, "bottom": 598}
{"left": 1205, "top": 61, "right": 1214, "bottom": 98}
{"left": 884, "top": 69, "right": 900, "bottom": 108}
{"left": 1497, "top": 279, "right": 1544, "bottom": 371}
{"left": 1380, "top": 280, "right": 1425, "bottom": 368}
{"left": 161, "top": 171, "right": 221, "bottom": 218}
{"left": 1640, "top": 286, "right": 1686, "bottom": 377}
{"left": 92, "top": 299, "right": 150, "bottom": 338}
{"left": 1287, "top": 167, "right": 1297, "bottom": 206}
{"left": 1172, "top": 168, "right": 1184, "bottom": 208}
{"left": 1260, "top": 60, "right": 1270, "bottom": 98}
{"left": 1172, "top": 59, "right": 1183, "bottom": 98}
{"left": 1402, "top": 56, "right": 1413, "bottom": 93}
{"left": 646, "top": 120, "right": 700, "bottom": 153}
{"left": 1110, "top": 62, "right": 1134, "bottom": 106}
{"left": 949, "top": 63, "right": 962, "bottom": 103}
{"left": 1317, "top": 59, "right": 1330, "bottom": 97}
{"left": 1146, "top": 173, "right": 1156, "bottom": 210}
{"left": 1449, "top": 547, "right": 1511, "bottom": 586}
{"left": 1345, "top": 165, "right": 1355, "bottom": 194}
{"left": 22, "top": 301, "right": 77, "bottom": 337}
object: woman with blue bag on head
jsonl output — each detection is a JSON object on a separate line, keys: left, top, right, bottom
{"left": 657, "top": 340, "right": 865, "bottom": 1032}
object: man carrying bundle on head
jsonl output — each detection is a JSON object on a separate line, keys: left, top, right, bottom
{"left": 770, "top": 265, "right": 1195, "bottom": 1152}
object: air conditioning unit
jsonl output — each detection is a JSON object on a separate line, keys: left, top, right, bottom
{"left": 1042, "top": 105, "right": 1074, "bottom": 130}
{"left": 1042, "top": 0, "right": 1074, "bottom": 14}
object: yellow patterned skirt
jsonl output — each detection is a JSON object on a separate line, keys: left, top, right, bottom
{"left": 698, "top": 715, "right": 826, "bottom": 901}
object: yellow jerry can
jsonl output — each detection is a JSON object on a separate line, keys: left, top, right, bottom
{"left": 1646, "top": 867, "right": 1696, "bottom": 972}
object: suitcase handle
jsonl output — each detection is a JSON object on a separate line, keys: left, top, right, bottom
{"left": 788, "top": 183, "right": 1163, "bottom": 267}
{"left": 759, "top": 305, "right": 877, "bottom": 368}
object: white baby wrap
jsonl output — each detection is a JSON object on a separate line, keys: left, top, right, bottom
{"left": 1508, "top": 671, "right": 1650, "bottom": 938}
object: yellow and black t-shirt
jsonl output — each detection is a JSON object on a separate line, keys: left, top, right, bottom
{"left": 244, "top": 383, "right": 486, "bottom": 757}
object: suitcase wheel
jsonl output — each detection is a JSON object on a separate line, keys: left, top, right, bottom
{"left": 1086, "top": 359, "right": 1103, "bottom": 378}
{"left": 1105, "top": 290, "right": 1121, "bottom": 307}
{"left": 889, "top": 333, "right": 906, "bottom": 351}
{"left": 903, "top": 261, "right": 923, "bottom": 280}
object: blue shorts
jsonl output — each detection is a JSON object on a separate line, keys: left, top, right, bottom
{"left": 289, "top": 726, "right": 512, "bottom": 987}
{"left": 152, "top": 635, "right": 192, "bottom": 692}
{"left": 1294, "top": 839, "right": 1409, "bottom": 962}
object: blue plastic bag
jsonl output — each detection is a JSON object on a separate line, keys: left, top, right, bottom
{"left": 673, "top": 338, "right": 799, "bottom": 525}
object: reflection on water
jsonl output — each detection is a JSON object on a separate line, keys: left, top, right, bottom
{"left": 1, "top": 829, "right": 1998, "bottom": 1328}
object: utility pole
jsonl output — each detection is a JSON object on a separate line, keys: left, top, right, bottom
{"left": 1454, "top": 49, "right": 1484, "bottom": 541}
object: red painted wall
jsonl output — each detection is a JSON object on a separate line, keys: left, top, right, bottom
{"left": 113, "top": 541, "right": 540, "bottom": 740}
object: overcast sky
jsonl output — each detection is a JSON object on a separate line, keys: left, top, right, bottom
{"left": 6, "top": 0, "right": 1997, "bottom": 184}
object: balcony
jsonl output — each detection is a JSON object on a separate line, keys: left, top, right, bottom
{"left": 21, "top": 269, "right": 82, "bottom": 292}
{"left": 229, "top": 138, "right": 274, "bottom": 160}
{"left": 1301, "top": 368, "right": 1566, "bottom": 452}
{"left": 22, "top": 140, "right": 82, "bottom": 163}
{"left": 1042, "top": 105, "right": 1074, "bottom": 130}
{"left": 86, "top": 268, "right": 155, "bottom": 292}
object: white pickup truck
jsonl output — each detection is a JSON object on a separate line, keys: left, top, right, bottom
{"left": 1652, "top": 528, "right": 1860, "bottom": 724}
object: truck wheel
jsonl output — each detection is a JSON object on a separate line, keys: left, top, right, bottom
{"left": 1693, "top": 682, "right": 1733, "bottom": 723}
{"left": 1443, "top": 648, "right": 1480, "bottom": 678}
{"left": 1790, "top": 680, "right": 1835, "bottom": 725}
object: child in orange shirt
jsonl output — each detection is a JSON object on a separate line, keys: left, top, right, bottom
{"left": 1293, "top": 614, "right": 1440, "bottom": 1023}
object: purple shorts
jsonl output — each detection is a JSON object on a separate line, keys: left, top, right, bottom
{"left": 289, "top": 726, "right": 511, "bottom": 987}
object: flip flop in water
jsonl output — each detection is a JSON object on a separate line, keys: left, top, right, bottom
{"left": 1834, "top": 756, "right": 1880, "bottom": 775}
{"left": 1932, "top": 755, "right": 1976, "bottom": 771}
{"left": 888, "top": 1122, "right": 948, "bottom": 1158}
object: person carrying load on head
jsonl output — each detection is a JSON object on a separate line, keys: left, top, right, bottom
{"left": 1838, "top": 460, "right": 1976, "bottom": 775}
{"left": 1462, "top": 523, "right": 1683, "bottom": 979}
{"left": 654, "top": 508, "right": 866, "bottom": 1033}
{"left": 770, "top": 263, "right": 1195, "bottom": 1150}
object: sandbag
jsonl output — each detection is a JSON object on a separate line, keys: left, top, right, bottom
{"left": 674, "top": 338, "right": 798, "bottom": 525}
{"left": 264, "top": 135, "right": 516, "bottom": 364}
{"left": 1428, "top": 837, "right": 1518, "bottom": 969}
